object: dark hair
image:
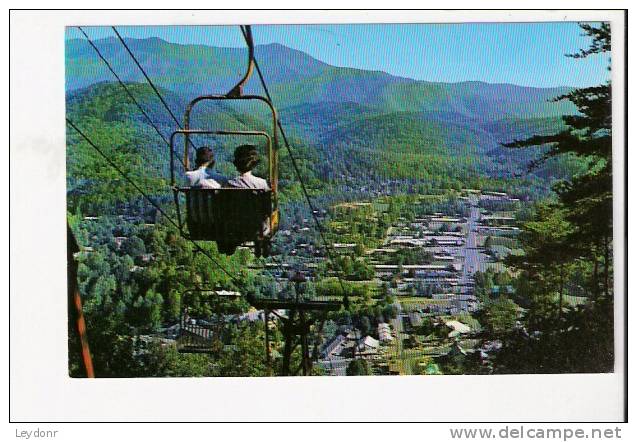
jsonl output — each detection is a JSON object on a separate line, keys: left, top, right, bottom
{"left": 195, "top": 147, "right": 215, "bottom": 168}
{"left": 233, "top": 144, "right": 260, "bottom": 173}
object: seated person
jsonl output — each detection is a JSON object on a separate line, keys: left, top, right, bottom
{"left": 185, "top": 146, "right": 227, "bottom": 189}
{"left": 227, "top": 144, "right": 270, "bottom": 190}
{"left": 226, "top": 145, "right": 271, "bottom": 256}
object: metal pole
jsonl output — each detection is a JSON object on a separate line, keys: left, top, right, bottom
{"left": 264, "top": 309, "right": 271, "bottom": 372}
{"left": 67, "top": 223, "right": 95, "bottom": 378}
{"left": 300, "top": 311, "right": 310, "bottom": 375}
{"left": 281, "top": 311, "right": 295, "bottom": 376}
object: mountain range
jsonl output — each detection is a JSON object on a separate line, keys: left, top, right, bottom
{"left": 66, "top": 36, "right": 580, "bottom": 192}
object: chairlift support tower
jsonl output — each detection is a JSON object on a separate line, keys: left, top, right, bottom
{"left": 250, "top": 271, "right": 341, "bottom": 376}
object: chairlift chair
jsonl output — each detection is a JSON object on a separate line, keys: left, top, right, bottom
{"left": 169, "top": 25, "right": 279, "bottom": 257}
{"left": 176, "top": 288, "right": 241, "bottom": 354}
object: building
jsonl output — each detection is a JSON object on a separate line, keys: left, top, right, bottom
{"left": 374, "top": 264, "right": 447, "bottom": 273}
{"left": 321, "top": 334, "right": 348, "bottom": 359}
{"left": 408, "top": 312, "right": 424, "bottom": 328}
{"left": 477, "top": 226, "right": 520, "bottom": 236}
{"left": 356, "top": 336, "right": 380, "bottom": 355}
{"left": 237, "top": 309, "right": 263, "bottom": 322}
{"left": 445, "top": 320, "right": 471, "bottom": 338}
{"left": 114, "top": 236, "right": 127, "bottom": 250}
{"left": 430, "top": 217, "right": 461, "bottom": 223}
{"left": 377, "top": 323, "right": 393, "bottom": 342}
{"left": 490, "top": 285, "right": 516, "bottom": 297}
{"left": 333, "top": 243, "right": 357, "bottom": 254}
{"left": 216, "top": 290, "right": 241, "bottom": 298}
{"left": 432, "top": 293, "right": 455, "bottom": 300}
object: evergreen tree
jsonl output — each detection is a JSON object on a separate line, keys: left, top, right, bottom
{"left": 494, "top": 23, "right": 614, "bottom": 373}
{"left": 504, "top": 23, "right": 612, "bottom": 299}
{"left": 346, "top": 359, "right": 371, "bottom": 376}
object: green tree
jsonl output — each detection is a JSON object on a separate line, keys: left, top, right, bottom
{"left": 122, "top": 236, "right": 146, "bottom": 258}
{"left": 494, "top": 23, "right": 614, "bottom": 373}
{"left": 216, "top": 324, "right": 269, "bottom": 376}
{"left": 481, "top": 297, "right": 519, "bottom": 336}
{"left": 346, "top": 359, "right": 371, "bottom": 376}
{"left": 508, "top": 203, "right": 575, "bottom": 319}
{"left": 504, "top": 22, "right": 612, "bottom": 300}
{"left": 132, "top": 341, "right": 214, "bottom": 377}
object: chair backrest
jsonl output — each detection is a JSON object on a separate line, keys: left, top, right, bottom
{"left": 185, "top": 188, "right": 273, "bottom": 242}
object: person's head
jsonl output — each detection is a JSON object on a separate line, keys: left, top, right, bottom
{"left": 195, "top": 146, "right": 215, "bottom": 168}
{"left": 233, "top": 144, "right": 260, "bottom": 174}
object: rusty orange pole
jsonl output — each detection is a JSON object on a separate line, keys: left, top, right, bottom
{"left": 68, "top": 223, "right": 95, "bottom": 378}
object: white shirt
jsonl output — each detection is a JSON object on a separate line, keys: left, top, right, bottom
{"left": 185, "top": 167, "right": 227, "bottom": 189}
{"left": 227, "top": 171, "right": 270, "bottom": 190}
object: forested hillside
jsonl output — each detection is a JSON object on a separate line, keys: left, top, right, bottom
{"left": 66, "top": 36, "right": 582, "bottom": 195}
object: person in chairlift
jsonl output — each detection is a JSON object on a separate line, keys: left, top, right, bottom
{"left": 185, "top": 146, "right": 227, "bottom": 189}
{"left": 226, "top": 144, "right": 271, "bottom": 257}
{"left": 227, "top": 144, "right": 270, "bottom": 190}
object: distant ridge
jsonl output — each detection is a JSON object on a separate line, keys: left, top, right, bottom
{"left": 66, "top": 37, "right": 573, "bottom": 119}
{"left": 66, "top": 37, "right": 578, "bottom": 185}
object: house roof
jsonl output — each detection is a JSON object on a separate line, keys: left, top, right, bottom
{"left": 445, "top": 320, "right": 471, "bottom": 337}
{"left": 358, "top": 336, "right": 380, "bottom": 349}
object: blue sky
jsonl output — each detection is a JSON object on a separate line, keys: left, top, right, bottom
{"left": 67, "top": 23, "right": 611, "bottom": 88}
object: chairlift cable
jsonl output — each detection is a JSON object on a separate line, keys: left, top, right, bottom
{"left": 111, "top": 26, "right": 183, "bottom": 130}
{"left": 112, "top": 26, "right": 261, "bottom": 172}
{"left": 240, "top": 26, "right": 349, "bottom": 305}
{"left": 111, "top": 26, "right": 209, "bottom": 160}
{"left": 75, "top": 28, "right": 257, "bottom": 298}
{"left": 72, "top": 26, "right": 340, "bottom": 370}
{"left": 85, "top": 26, "right": 288, "bottom": 295}
{"left": 66, "top": 117, "right": 248, "bottom": 290}
{"left": 76, "top": 27, "right": 186, "bottom": 169}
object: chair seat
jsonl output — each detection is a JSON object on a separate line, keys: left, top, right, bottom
{"left": 184, "top": 188, "right": 277, "bottom": 242}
